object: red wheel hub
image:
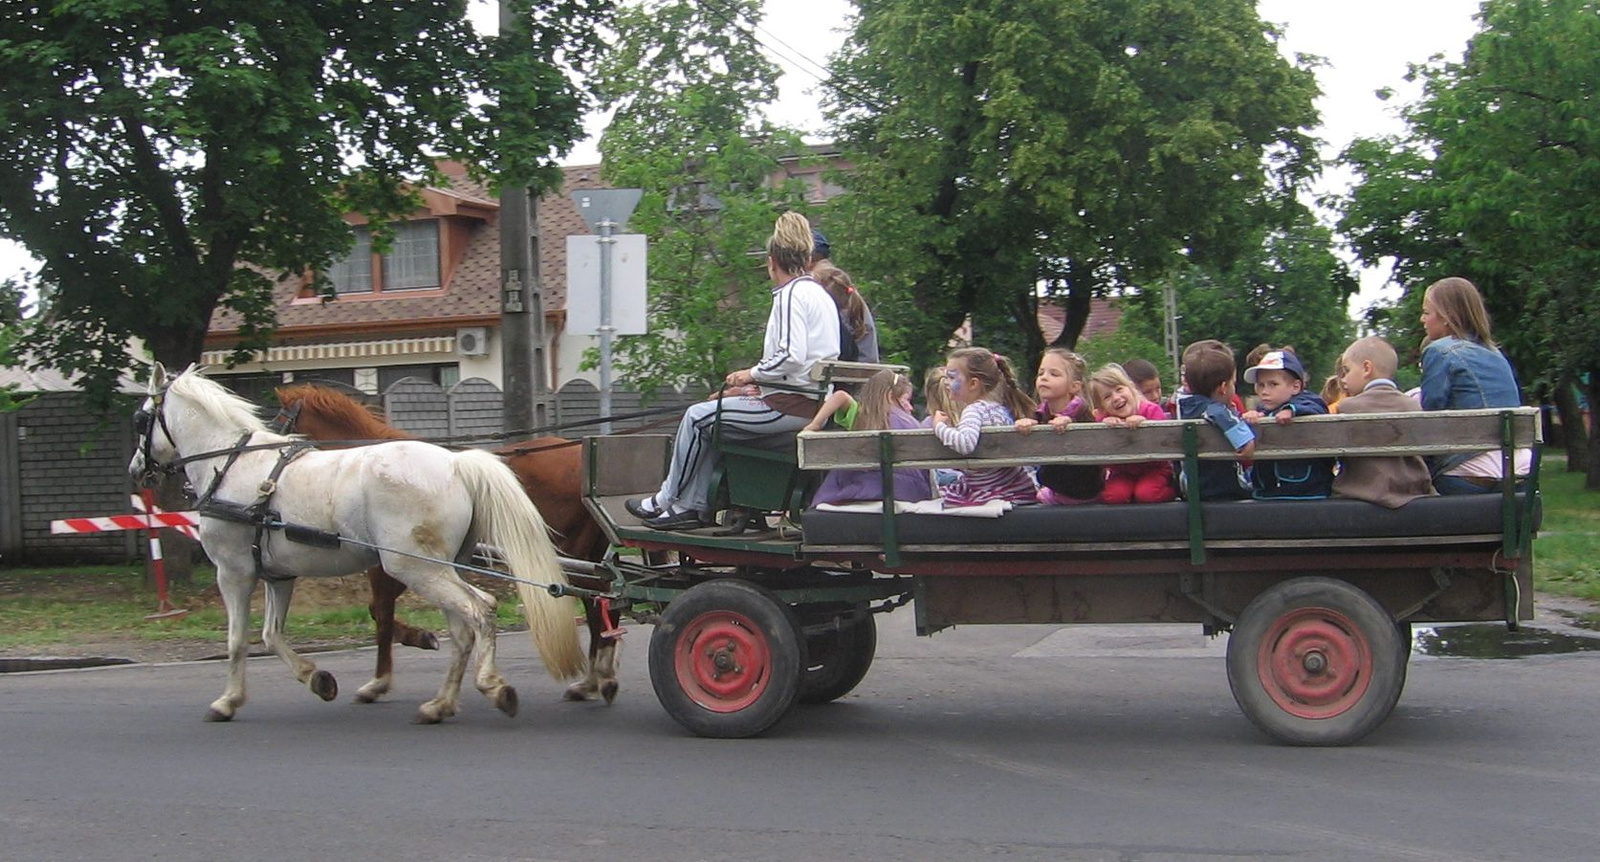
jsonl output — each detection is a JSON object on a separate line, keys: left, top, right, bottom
{"left": 674, "top": 610, "right": 773, "bottom": 713}
{"left": 1256, "top": 607, "right": 1374, "bottom": 720}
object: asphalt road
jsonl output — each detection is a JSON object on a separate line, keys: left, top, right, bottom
{"left": 4, "top": 610, "right": 1600, "bottom": 862}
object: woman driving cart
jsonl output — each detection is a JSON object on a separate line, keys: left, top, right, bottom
{"left": 626, "top": 212, "right": 841, "bottom": 530}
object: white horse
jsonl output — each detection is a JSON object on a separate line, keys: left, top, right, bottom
{"left": 128, "top": 364, "right": 584, "bottom": 723}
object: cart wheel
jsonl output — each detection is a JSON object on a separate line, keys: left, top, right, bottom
{"left": 1227, "top": 577, "right": 1406, "bottom": 746}
{"left": 648, "top": 580, "right": 804, "bottom": 738}
{"left": 798, "top": 613, "right": 877, "bottom": 704}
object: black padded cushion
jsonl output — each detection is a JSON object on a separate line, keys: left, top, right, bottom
{"left": 801, "top": 493, "right": 1536, "bottom": 546}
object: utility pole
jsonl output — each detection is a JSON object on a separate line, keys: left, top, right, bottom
{"left": 498, "top": 0, "right": 552, "bottom": 437}
{"left": 1163, "top": 284, "right": 1181, "bottom": 383}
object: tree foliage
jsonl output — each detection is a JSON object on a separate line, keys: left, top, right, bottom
{"left": 1337, "top": 0, "right": 1600, "bottom": 485}
{"left": 593, "top": 0, "right": 811, "bottom": 395}
{"left": 823, "top": 0, "right": 1323, "bottom": 373}
{"left": 1121, "top": 206, "right": 1357, "bottom": 389}
{"left": 0, "top": 0, "right": 608, "bottom": 405}
{"left": 1074, "top": 326, "right": 1172, "bottom": 387}
{"left": 0, "top": 277, "right": 28, "bottom": 411}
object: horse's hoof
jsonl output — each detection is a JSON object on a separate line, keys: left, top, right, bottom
{"left": 310, "top": 670, "right": 338, "bottom": 702}
{"left": 494, "top": 686, "right": 519, "bottom": 718}
{"left": 600, "top": 680, "right": 619, "bottom": 705}
{"left": 413, "top": 706, "right": 445, "bottom": 724}
{"left": 204, "top": 707, "right": 233, "bottom": 722}
{"left": 417, "top": 632, "right": 440, "bottom": 651}
{"left": 354, "top": 688, "right": 381, "bottom": 704}
{"left": 563, "top": 681, "right": 596, "bottom": 702}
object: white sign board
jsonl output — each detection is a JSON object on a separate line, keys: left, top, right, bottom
{"left": 565, "top": 234, "right": 648, "bottom": 336}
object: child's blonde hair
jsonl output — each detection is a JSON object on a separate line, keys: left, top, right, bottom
{"left": 853, "top": 369, "right": 914, "bottom": 431}
{"left": 1423, "top": 276, "right": 1496, "bottom": 347}
{"left": 923, "top": 365, "right": 955, "bottom": 418}
{"left": 1085, "top": 363, "right": 1141, "bottom": 414}
{"left": 1321, "top": 375, "right": 1342, "bottom": 404}
{"left": 946, "top": 346, "right": 1036, "bottom": 419}
{"left": 1036, "top": 348, "right": 1088, "bottom": 401}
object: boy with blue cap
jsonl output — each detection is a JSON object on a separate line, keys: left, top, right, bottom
{"left": 1242, "top": 348, "right": 1335, "bottom": 499}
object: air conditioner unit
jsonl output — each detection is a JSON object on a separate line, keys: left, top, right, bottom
{"left": 456, "top": 327, "right": 490, "bottom": 358}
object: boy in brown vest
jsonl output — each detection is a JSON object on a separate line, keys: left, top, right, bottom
{"left": 1331, "top": 336, "right": 1437, "bottom": 508}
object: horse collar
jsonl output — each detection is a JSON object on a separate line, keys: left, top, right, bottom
{"left": 195, "top": 437, "right": 316, "bottom": 579}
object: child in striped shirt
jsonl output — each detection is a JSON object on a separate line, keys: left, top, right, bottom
{"left": 931, "top": 347, "right": 1038, "bottom": 506}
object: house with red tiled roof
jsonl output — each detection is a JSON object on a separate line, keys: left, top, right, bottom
{"left": 1036, "top": 298, "right": 1123, "bottom": 343}
{"left": 204, "top": 160, "right": 612, "bottom": 401}
{"left": 203, "top": 151, "right": 852, "bottom": 403}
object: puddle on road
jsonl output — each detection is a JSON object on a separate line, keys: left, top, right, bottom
{"left": 1414, "top": 625, "right": 1600, "bottom": 659}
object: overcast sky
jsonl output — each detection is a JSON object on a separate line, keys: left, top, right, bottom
{"left": 1, "top": 0, "right": 1485, "bottom": 314}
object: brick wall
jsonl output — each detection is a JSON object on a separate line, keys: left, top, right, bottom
{"left": 0, "top": 393, "right": 139, "bottom": 565}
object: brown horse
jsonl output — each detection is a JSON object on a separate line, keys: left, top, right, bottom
{"left": 274, "top": 384, "right": 622, "bottom": 705}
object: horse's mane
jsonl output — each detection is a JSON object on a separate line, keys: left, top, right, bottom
{"left": 169, "top": 369, "right": 270, "bottom": 434}
{"left": 276, "top": 383, "right": 410, "bottom": 440}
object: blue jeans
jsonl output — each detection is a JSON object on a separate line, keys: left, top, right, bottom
{"left": 1433, "top": 474, "right": 1524, "bottom": 495}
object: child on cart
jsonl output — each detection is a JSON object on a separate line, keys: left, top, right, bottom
{"left": 1122, "top": 358, "right": 1171, "bottom": 418}
{"left": 1015, "top": 348, "right": 1103, "bottom": 504}
{"left": 931, "top": 347, "right": 1038, "bottom": 506}
{"left": 1086, "top": 363, "right": 1177, "bottom": 504}
{"left": 1174, "top": 340, "right": 1255, "bottom": 500}
{"left": 1331, "top": 336, "right": 1438, "bottom": 508}
{"left": 1241, "top": 349, "right": 1335, "bottom": 499}
{"left": 805, "top": 369, "right": 935, "bottom": 505}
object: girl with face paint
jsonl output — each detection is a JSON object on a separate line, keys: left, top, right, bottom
{"left": 930, "top": 347, "right": 1038, "bottom": 507}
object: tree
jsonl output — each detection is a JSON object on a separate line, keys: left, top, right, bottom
{"left": 0, "top": 277, "right": 28, "bottom": 411}
{"left": 593, "top": 0, "right": 812, "bottom": 395}
{"left": 823, "top": 0, "right": 1322, "bottom": 374}
{"left": 1338, "top": 0, "right": 1600, "bottom": 487}
{"left": 0, "top": 0, "right": 609, "bottom": 405}
{"left": 1120, "top": 207, "right": 1357, "bottom": 389}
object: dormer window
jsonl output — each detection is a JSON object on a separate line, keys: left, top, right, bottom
{"left": 326, "top": 220, "right": 441, "bottom": 294}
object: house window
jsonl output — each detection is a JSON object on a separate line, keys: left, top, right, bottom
{"left": 328, "top": 229, "right": 374, "bottom": 294}
{"left": 385, "top": 220, "right": 441, "bottom": 290}
{"left": 324, "top": 220, "right": 441, "bottom": 294}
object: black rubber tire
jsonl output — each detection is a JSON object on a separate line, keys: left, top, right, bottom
{"left": 1395, "top": 620, "right": 1413, "bottom": 690}
{"left": 798, "top": 613, "right": 877, "bottom": 704}
{"left": 648, "top": 580, "right": 805, "bottom": 738}
{"left": 1227, "top": 577, "right": 1407, "bottom": 746}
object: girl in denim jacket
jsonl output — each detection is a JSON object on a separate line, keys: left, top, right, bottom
{"left": 1418, "top": 277, "right": 1529, "bottom": 494}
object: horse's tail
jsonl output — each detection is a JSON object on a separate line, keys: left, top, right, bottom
{"left": 453, "top": 449, "right": 584, "bottom": 681}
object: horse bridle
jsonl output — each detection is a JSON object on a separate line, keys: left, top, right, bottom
{"left": 133, "top": 384, "right": 180, "bottom": 486}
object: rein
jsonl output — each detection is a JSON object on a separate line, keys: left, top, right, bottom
{"left": 266, "top": 401, "right": 689, "bottom": 456}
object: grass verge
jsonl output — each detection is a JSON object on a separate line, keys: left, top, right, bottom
{"left": 0, "top": 564, "right": 524, "bottom": 653}
{"left": 1531, "top": 458, "right": 1600, "bottom": 604}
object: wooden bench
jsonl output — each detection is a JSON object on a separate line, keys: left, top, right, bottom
{"left": 796, "top": 407, "right": 1542, "bottom": 565}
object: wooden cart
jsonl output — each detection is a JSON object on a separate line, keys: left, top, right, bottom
{"left": 582, "top": 402, "right": 1541, "bottom": 745}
